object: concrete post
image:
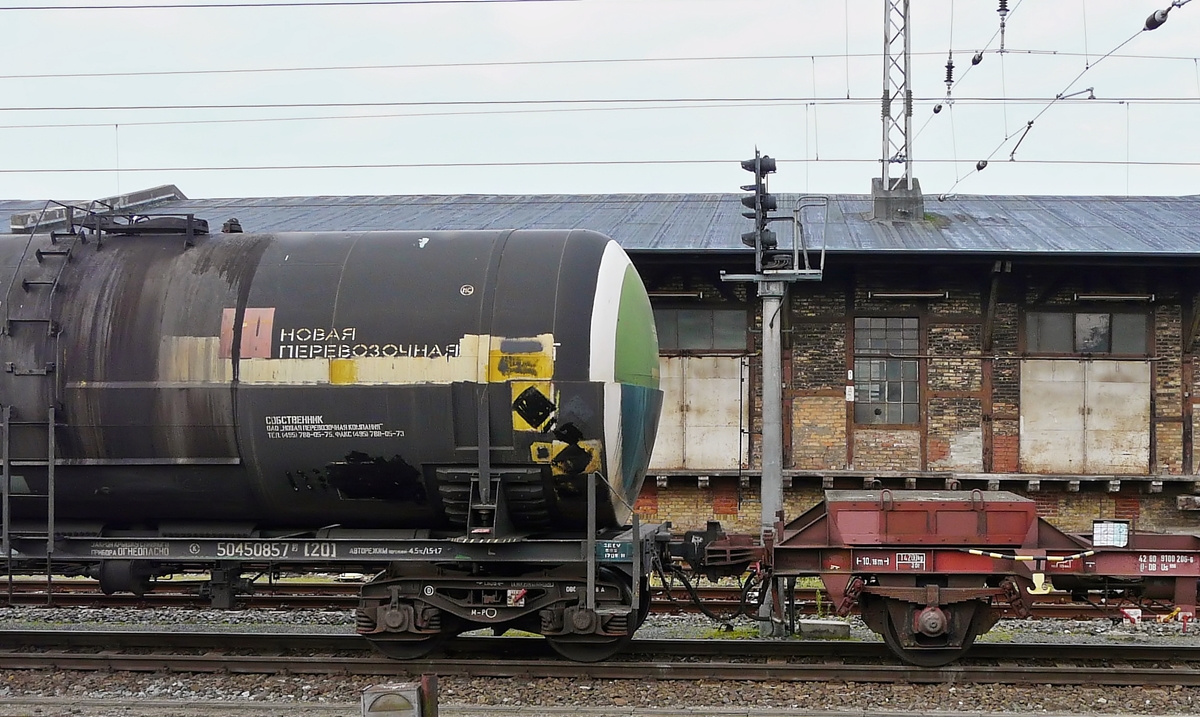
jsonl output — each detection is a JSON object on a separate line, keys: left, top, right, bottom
{"left": 759, "top": 280, "right": 785, "bottom": 539}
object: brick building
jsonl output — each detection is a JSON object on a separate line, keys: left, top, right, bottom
{"left": 630, "top": 194, "right": 1200, "bottom": 536}
{"left": 6, "top": 187, "right": 1200, "bottom": 536}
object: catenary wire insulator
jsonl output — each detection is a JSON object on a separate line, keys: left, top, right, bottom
{"left": 1146, "top": 1, "right": 1193, "bottom": 31}
{"left": 998, "top": 0, "right": 1009, "bottom": 51}
{"left": 972, "top": 51, "right": 983, "bottom": 66}
{"left": 945, "top": 57, "right": 955, "bottom": 95}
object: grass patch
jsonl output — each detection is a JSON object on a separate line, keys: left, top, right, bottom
{"left": 702, "top": 625, "right": 765, "bottom": 640}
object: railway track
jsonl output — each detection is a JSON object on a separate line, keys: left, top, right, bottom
{"left": 0, "top": 630, "right": 1196, "bottom": 685}
{"left": 0, "top": 579, "right": 1138, "bottom": 620}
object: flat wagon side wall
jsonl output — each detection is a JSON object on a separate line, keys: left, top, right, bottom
{"left": 631, "top": 253, "right": 1200, "bottom": 536}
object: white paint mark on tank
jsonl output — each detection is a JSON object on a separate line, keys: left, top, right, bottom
{"left": 419, "top": 237, "right": 430, "bottom": 248}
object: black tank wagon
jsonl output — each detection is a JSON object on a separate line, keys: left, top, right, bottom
{"left": 0, "top": 218, "right": 666, "bottom": 660}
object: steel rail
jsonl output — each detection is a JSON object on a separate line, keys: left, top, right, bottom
{"left": 0, "top": 649, "right": 1195, "bottom": 685}
{"left": 0, "top": 631, "right": 1197, "bottom": 684}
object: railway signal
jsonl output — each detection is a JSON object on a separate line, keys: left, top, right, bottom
{"left": 726, "top": 150, "right": 828, "bottom": 640}
{"left": 740, "top": 150, "right": 778, "bottom": 250}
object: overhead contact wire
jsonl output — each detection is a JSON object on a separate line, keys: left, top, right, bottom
{"left": 943, "top": 24, "right": 1150, "bottom": 197}
{"left": 4, "top": 49, "right": 1197, "bottom": 84}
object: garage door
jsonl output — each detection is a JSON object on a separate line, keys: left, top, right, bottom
{"left": 1019, "top": 359, "right": 1150, "bottom": 474}
{"left": 649, "top": 356, "right": 749, "bottom": 471}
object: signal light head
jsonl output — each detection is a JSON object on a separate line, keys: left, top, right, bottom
{"left": 761, "top": 195, "right": 778, "bottom": 212}
{"left": 758, "top": 155, "right": 777, "bottom": 174}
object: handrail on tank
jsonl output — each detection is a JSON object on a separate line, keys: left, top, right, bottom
{"left": 25, "top": 198, "right": 203, "bottom": 248}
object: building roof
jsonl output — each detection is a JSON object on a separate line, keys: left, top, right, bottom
{"left": 7, "top": 189, "right": 1200, "bottom": 257}
{"left": 0, "top": 200, "right": 49, "bottom": 233}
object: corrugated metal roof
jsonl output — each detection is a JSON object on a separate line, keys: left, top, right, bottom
{"left": 8, "top": 192, "right": 1200, "bottom": 256}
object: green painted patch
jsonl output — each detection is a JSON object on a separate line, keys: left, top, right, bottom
{"left": 614, "top": 264, "right": 659, "bottom": 389}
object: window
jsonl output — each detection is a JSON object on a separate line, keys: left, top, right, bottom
{"left": 1026, "top": 311, "right": 1148, "bottom": 355}
{"left": 654, "top": 308, "right": 747, "bottom": 351}
{"left": 853, "top": 317, "right": 919, "bottom": 425}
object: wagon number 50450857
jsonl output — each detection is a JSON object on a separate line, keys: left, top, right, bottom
{"left": 214, "top": 542, "right": 337, "bottom": 559}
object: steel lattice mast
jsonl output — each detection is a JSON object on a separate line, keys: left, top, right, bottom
{"left": 881, "top": 0, "right": 914, "bottom": 191}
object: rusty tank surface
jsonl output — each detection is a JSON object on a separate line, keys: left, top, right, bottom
{"left": 0, "top": 227, "right": 662, "bottom": 535}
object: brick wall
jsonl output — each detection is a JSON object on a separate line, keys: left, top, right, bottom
{"left": 1194, "top": 414, "right": 1200, "bottom": 475}
{"left": 928, "top": 325, "right": 983, "bottom": 391}
{"left": 993, "top": 429, "right": 1019, "bottom": 472}
{"left": 927, "top": 398, "right": 983, "bottom": 471}
{"left": 652, "top": 483, "right": 716, "bottom": 532}
{"left": 1157, "top": 423, "right": 1184, "bottom": 476}
{"left": 782, "top": 486, "right": 826, "bottom": 521}
{"left": 852, "top": 429, "right": 921, "bottom": 471}
{"left": 1017, "top": 491, "right": 1197, "bottom": 533}
{"left": 928, "top": 269, "right": 983, "bottom": 315}
{"left": 791, "top": 323, "right": 846, "bottom": 390}
{"left": 712, "top": 477, "right": 739, "bottom": 519}
{"left": 1155, "top": 304, "right": 1183, "bottom": 417}
{"left": 634, "top": 479, "right": 761, "bottom": 533}
{"left": 990, "top": 303, "right": 1020, "bottom": 416}
{"left": 634, "top": 479, "right": 659, "bottom": 519}
{"left": 791, "top": 282, "right": 846, "bottom": 317}
{"left": 791, "top": 396, "right": 847, "bottom": 469}
{"left": 1030, "top": 492, "right": 1059, "bottom": 518}
{"left": 1155, "top": 304, "right": 1185, "bottom": 474}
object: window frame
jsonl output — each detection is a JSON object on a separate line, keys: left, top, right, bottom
{"left": 851, "top": 315, "right": 922, "bottom": 428}
{"left": 652, "top": 305, "right": 750, "bottom": 355}
{"left": 1022, "top": 308, "right": 1151, "bottom": 357}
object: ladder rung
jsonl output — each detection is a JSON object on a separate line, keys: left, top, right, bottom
{"left": 34, "top": 249, "right": 70, "bottom": 262}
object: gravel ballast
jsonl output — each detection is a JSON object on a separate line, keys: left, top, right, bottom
{"left": 1, "top": 606, "right": 1199, "bottom": 715}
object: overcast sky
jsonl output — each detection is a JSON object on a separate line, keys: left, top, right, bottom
{"left": 0, "top": 0, "right": 1197, "bottom": 201}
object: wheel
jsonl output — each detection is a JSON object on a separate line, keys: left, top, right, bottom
{"left": 880, "top": 611, "right": 970, "bottom": 667}
{"left": 545, "top": 634, "right": 631, "bottom": 662}
{"left": 365, "top": 632, "right": 451, "bottom": 660}
{"left": 879, "top": 598, "right": 984, "bottom": 668}
{"left": 546, "top": 568, "right": 639, "bottom": 662}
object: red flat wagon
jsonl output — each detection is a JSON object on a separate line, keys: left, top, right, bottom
{"left": 769, "top": 489, "right": 1200, "bottom": 666}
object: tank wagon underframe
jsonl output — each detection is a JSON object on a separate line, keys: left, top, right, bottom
{"left": 7, "top": 494, "right": 668, "bottom": 662}
{"left": 761, "top": 489, "right": 1200, "bottom": 666}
